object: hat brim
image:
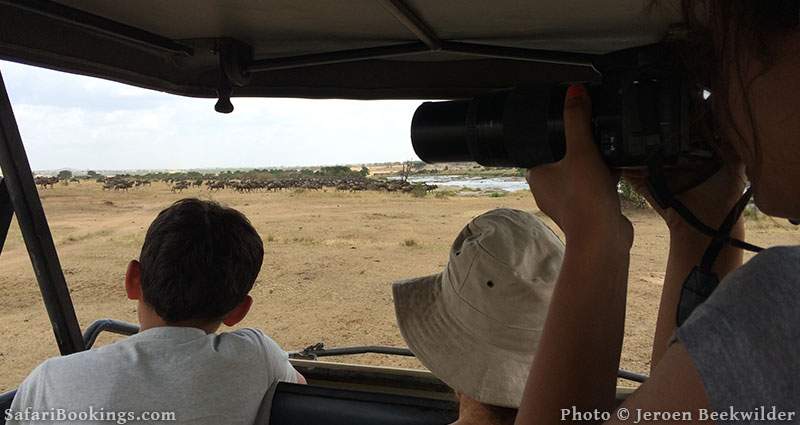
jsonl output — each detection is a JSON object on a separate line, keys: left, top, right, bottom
{"left": 392, "top": 274, "right": 537, "bottom": 408}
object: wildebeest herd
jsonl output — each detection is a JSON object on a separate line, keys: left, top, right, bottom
{"left": 34, "top": 176, "right": 83, "bottom": 189}
{"left": 97, "top": 176, "right": 151, "bottom": 191}
{"left": 86, "top": 176, "right": 436, "bottom": 194}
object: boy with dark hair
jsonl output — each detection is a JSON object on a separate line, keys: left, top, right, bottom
{"left": 7, "top": 198, "right": 303, "bottom": 424}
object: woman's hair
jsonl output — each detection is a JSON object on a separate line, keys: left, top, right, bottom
{"left": 675, "top": 1, "right": 797, "bottom": 156}
{"left": 679, "top": 1, "right": 796, "bottom": 72}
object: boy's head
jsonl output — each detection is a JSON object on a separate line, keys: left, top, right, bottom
{"left": 126, "top": 198, "right": 264, "bottom": 328}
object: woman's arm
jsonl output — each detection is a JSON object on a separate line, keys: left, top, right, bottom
{"left": 625, "top": 164, "right": 747, "bottom": 368}
{"left": 515, "top": 85, "right": 633, "bottom": 424}
{"left": 650, "top": 221, "right": 743, "bottom": 369}
{"left": 515, "top": 226, "right": 632, "bottom": 424}
{"left": 515, "top": 86, "right": 748, "bottom": 424}
{"left": 606, "top": 342, "right": 712, "bottom": 425}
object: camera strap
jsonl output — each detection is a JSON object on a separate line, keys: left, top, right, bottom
{"left": 675, "top": 187, "right": 755, "bottom": 326}
{"left": 646, "top": 166, "right": 763, "bottom": 252}
{"left": 645, "top": 166, "right": 763, "bottom": 326}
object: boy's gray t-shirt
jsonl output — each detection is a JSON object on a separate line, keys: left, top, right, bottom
{"left": 6, "top": 327, "right": 299, "bottom": 424}
{"left": 677, "top": 246, "right": 800, "bottom": 423}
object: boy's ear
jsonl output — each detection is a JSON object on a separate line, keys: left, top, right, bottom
{"left": 223, "top": 295, "right": 253, "bottom": 327}
{"left": 125, "top": 260, "right": 142, "bottom": 301}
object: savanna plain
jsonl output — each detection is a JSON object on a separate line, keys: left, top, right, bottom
{"left": 1, "top": 181, "right": 797, "bottom": 392}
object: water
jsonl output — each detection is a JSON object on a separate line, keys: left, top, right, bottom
{"left": 403, "top": 175, "right": 529, "bottom": 192}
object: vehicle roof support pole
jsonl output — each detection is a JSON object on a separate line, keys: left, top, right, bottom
{"left": 0, "top": 71, "right": 84, "bottom": 355}
{"left": 377, "top": 0, "right": 442, "bottom": 50}
{"left": 0, "top": 0, "right": 193, "bottom": 56}
{"left": 0, "top": 178, "right": 13, "bottom": 256}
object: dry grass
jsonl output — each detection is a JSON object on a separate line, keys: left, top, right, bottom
{"left": 402, "top": 239, "right": 419, "bottom": 247}
{"left": 0, "top": 182, "right": 797, "bottom": 391}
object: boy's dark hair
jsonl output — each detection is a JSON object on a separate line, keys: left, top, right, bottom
{"left": 139, "top": 198, "right": 264, "bottom": 323}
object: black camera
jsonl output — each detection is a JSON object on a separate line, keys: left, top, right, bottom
{"left": 411, "top": 45, "right": 716, "bottom": 170}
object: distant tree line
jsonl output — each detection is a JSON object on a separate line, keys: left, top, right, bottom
{"left": 88, "top": 166, "right": 370, "bottom": 182}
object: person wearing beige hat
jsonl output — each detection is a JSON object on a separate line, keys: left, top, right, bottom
{"left": 392, "top": 208, "right": 564, "bottom": 425}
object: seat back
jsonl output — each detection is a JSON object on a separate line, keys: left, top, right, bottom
{"left": 0, "top": 390, "right": 15, "bottom": 425}
{"left": 268, "top": 383, "right": 457, "bottom": 425}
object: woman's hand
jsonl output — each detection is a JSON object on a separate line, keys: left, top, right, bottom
{"left": 526, "top": 84, "right": 632, "bottom": 246}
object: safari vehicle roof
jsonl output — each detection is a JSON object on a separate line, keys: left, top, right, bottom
{"left": 0, "top": 0, "right": 679, "bottom": 100}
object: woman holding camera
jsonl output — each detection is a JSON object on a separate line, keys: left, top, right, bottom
{"left": 516, "top": 2, "right": 800, "bottom": 423}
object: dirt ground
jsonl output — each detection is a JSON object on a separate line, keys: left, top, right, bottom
{"left": 0, "top": 182, "right": 797, "bottom": 392}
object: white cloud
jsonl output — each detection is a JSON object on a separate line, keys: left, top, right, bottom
{"left": 1, "top": 61, "right": 426, "bottom": 171}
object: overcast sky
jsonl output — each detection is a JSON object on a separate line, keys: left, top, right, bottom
{"left": 0, "top": 60, "right": 423, "bottom": 172}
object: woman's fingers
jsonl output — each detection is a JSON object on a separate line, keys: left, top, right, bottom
{"left": 563, "top": 84, "right": 594, "bottom": 158}
{"left": 526, "top": 84, "right": 630, "bottom": 238}
{"left": 527, "top": 84, "right": 594, "bottom": 184}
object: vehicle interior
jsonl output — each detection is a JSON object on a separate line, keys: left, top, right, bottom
{"left": 0, "top": 1, "right": 676, "bottom": 423}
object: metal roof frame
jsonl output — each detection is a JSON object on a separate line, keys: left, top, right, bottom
{"left": 0, "top": 0, "right": 608, "bottom": 101}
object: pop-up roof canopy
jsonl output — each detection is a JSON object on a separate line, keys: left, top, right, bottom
{"left": 0, "top": 0, "right": 680, "bottom": 100}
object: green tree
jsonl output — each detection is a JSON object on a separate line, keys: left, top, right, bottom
{"left": 359, "top": 166, "right": 369, "bottom": 177}
{"left": 618, "top": 180, "right": 648, "bottom": 209}
{"left": 319, "top": 166, "right": 352, "bottom": 177}
{"left": 57, "top": 170, "right": 73, "bottom": 180}
{"left": 87, "top": 170, "right": 98, "bottom": 178}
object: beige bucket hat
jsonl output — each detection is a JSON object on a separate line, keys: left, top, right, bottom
{"left": 392, "top": 208, "right": 564, "bottom": 408}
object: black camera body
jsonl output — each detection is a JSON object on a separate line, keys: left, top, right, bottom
{"left": 411, "top": 44, "right": 714, "bottom": 170}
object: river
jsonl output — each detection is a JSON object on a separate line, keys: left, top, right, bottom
{"left": 402, "top": 175, "right": 528, "bottom": 192}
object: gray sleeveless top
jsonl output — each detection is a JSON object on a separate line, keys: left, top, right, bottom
{"left": 677, "top": 246, "right": 800, "bottom": 424}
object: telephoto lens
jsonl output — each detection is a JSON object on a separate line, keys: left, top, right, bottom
{"left": 411, "top": 77, "right": 708, "bottom": 171}
{"left": 411, "top": 87, "right": 566, "bottom": 169}
{"left": 408, "top": 99, "right": 472, "bottom": 163}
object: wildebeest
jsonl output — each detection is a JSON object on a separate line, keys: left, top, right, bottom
{"left": 207, "top": 181, "right": 226, "bottom": 191}
{"left": 171, "top": 181, "right": 190, "bottom": 193}
{"left": 114, "top": 181, "right": 133, "bottom": 191}
{"left": 34, "top": 176, "right": 59, "bottom": 189}
{"left": 99, "top": 176, "right": 135, "bottom": 192}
